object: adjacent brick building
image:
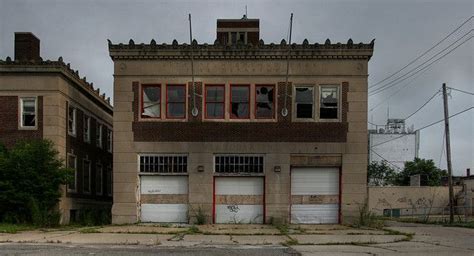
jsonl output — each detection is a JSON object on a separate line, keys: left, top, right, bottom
{"left": 0, "top": 33, "right": 113, "bottom": 224}
{"left": 109, "top": 17, "right": 374, "bottom": 224}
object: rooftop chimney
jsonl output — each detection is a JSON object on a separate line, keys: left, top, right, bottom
{"left": 216, "top": 17, "right": 259, "bottom": 45}
{"left": 14, "top": 32, "right": 40, "bottom": 61}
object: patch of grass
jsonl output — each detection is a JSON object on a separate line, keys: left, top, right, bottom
{"left": 186, "top": 225, "right": 201, "bottom": 234}
{"left": 443, "top": 221, "right": 474, "bottom": 229}
{"left": 79, "top": 227, "right": 101, "bottom": 233}
{"left": 274, "top": 224, "right": 289, "bottom": 235}
{"left": 282, "top": 236, "right": 299, "bottom": 246}
{"left": 0, "top": 223, "right": 36, "bottom": 234}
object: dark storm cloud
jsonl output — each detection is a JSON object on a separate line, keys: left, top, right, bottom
{"left": 1, "top": 0, "right": 472, "bottom": 174}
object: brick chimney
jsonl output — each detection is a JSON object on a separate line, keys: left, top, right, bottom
{"left": 14, "top": 32, "right": 40, "bottom": 61}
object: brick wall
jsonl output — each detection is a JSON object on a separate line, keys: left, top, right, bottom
{"left": 0, "top": 96, "right": 43, "bottom": 148}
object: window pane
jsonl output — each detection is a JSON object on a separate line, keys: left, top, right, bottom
{"left": 167, "top": 103, "right": 185, "bottom": 118}
{"left": 256, "top": 86, "right": 274, "bottom": 118}
{"left": 143, "top": 86, "right": 161, "bottom": 117}
{"left": 296, "top": 104, "right": 313, "bottom": 118}
{"left": 83, "top": 161, "right": 90, "bottom": 193}
{"left": 231, "top": 86, "right": 249, "bottom": 102}
{"left": 206, "top": 103, "right": 224, "bottom": 118}
{"left": 23, "top": 99, "right": 35, "bottom": 112}
{"left": 231, "top": 103, "right": 249, "bottom": 118}
{"left": 23, "top": 114, "right": 36, "bottom": 127}
{"left": 231, "top": 86, "right": 249, "bottom": 118}
{"left": 206, "top": 86, "right": 224, "bottom": 102}
{"left": 320, "top": 87, "right": 338, "bottom": 119}
{"left": 168, "top": 85, "right": 186, "bottom": 102}
{"left": 96, "top": 165, "right": 102, "bottom": 195}
{"left": 295, "top": 87, "right": 313, "bottom": 103}
{"left": 68, "top": 155, "right": 76, "bottom": 190}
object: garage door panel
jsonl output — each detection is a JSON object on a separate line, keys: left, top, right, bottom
{"left": 141, "top": 204, "right": 188, "bottom": 223}
{"left": 291, "top": 168, "right": 339, "bottom": 195}
{"left": 215, "top": 177, "right": 263, "bottom": 195}
{"left": 215, "top": 205, "right": 263, "bottom": 224}
{"left": 141, "top": 176, "right": 188, "bottom": 194}
{"left": 291, "top": 204, "right": 339, "bottom": 224}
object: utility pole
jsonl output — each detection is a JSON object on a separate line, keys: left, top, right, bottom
{"left": 442, "top": 83, "right": 454, "bottom": 223}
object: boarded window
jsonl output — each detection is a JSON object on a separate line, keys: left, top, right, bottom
{"left": 68, "top": 106, "right": 76, "bottom": 135}
{"left": 320, "top": 86, "right": 339, "bottom": 119}
{"left": 67, "top": 154, "right": 77, "bottom": 191}
{"left": 230, "top": 85, "right": 250, "bottom": 118}
{"left": 140, "top": 155, "right": 188, "bottom": 173}
{"left": 142, "top": 85, "right": 161, "bottom": 118}
{"left": 96, "top": 163, "right": 103, "bottom": 195}
{"left": 215, "top": 155, "right": 264, "bottom": 173}
{"left": 167, "top": 85, "right": 186, "bottom": 118}
{"left": 295, "top": 87, "right": 313, "bottom": 119}
{"left": 20, "top": 98, "right": 36, "bottom": 127}
{"left": 205, "top": 85, "right": 225, "bottom": 118}
{"left": 256, "top": 85, "right": 275, "bottom": 118}
{"left": 83, "top": 159, "right": 91, "bottom": 193}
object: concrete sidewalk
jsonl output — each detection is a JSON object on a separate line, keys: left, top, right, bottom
{"left": 0, "top": 224, "right": 407, "bottom": 247}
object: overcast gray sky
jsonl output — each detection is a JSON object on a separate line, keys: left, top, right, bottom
{"left": 1, "top": 0, "right": 472, "bottom": 175}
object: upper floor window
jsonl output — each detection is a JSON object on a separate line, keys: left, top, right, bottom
{"left": 320, "top": 86, "right": 339, "bottom": 120}
{"left": 20, "top": 97, "right": 37, "bottom": 128}
{"left": 96, "top": 163, "right": 103, "bottom": 195}
{"left": 215, "top": 155, "right": 264, "bottom": 174}
{"left": 205, "top": 85, "right": 225, "bottom": 119}
{"left": 83, "top": 159, "right": 91, "bottom": 194}
{"left": 255, "top": 85, "right": 275, "bottom": 119}
{"left": 229, "top": 32, "right": 246, "bottom": 44}
{"left": 83, "top": 115, "right": 91, "bottom": 143}
{"left": 142, "top": 85, "right": 161, "bottom": 118}
{"left": 140, "top": 155, "right": 188, "bottom": 173}
{"left": 68, "top": 106, "right": 76, "bottom": 136}
{"left": 67, "top": 154, "right": 77, "bottom": 192}
{"left": 230, "top": 85, "right": 250, "bottom": 119}
{"left": 106, "top": 128, "right": 112, "bottom": 153}
{"left": 96, "top": 123, "right": 103, "bottom": 148}
{"left": 166, "top": 85, "right": 186, "bottom": 119}
{"left": 295, "top": 86, "right": 314, "bottom": 119}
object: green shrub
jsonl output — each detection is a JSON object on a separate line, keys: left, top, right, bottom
{"left": 354, "top": 202, "right": 384, "bottom": 229}
{"left": 75, "top": 208, "right": 111, "bottom": 226}
{"left": 193, "top": 206, "right": 207, "bottom": 225}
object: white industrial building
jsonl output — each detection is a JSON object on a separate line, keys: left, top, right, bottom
{"left": 369, "top": 119, "right": 420, "bottom": 170}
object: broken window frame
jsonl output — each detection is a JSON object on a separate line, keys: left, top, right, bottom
{"left": 166, "top": 84, "right": 187, "bottom": 119}
{"left": 141, "top": 84, "right": 161, "bottom": 119}
{"left": 230, "top": 84, "right": 250, "bottom": 119}
{"left": 67, "top": 153, "right": 77, "bottom": 192}
{"left": 19, "top": 97, "right": 37, "bottom": 129}
{"left": 294, "top": 86, "right": 315, "bottom": 120}
{"left": 83, "top": 159, "right": 91, "bottom": 194}
{"left": 319, "top": 85, "right": 340, "bottom": 121}
{"left": 68, "top": 105, "right": 76, "bottom": 136}
{"left": 205, "top": 84, "right": 225, "bottom": 119}
{"left": 255, "top": 84, "right": 276, "bottom": 119}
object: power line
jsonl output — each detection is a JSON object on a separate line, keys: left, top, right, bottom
{"left": 370, "top": 106, "right": 473, "bottom": 148}
{"left": 369, "top": 32, "right": 473, "bottom": 97}
{"left": 370, "top": 149, "right": 403, "bottom": 171}
{"left": 369, "top": 16, "right": 473, "bottom": 89}
{"left": 448, "top": 87, "right": 474, "bottom": 96}
{"left": 404, "top": 88, "right": 441, "bottom": 120}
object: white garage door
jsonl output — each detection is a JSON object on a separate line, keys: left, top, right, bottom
{"left": 215, "top": 177, "right": 264, "bottom": 224}
{"left": 291, "top": 167, "right": 340, "bottom": 224}
{"left": 140, "top": 175, "right": 188, "bottom": 223}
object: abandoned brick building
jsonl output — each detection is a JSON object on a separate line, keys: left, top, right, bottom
{"left": 0, "top": 33, "right": 113, "bottom": 224}
{"left": 109, "top": 17, "right": 374, "bottom": 224}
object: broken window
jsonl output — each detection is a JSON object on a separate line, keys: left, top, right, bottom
{"left": 205, "top": 85, "right": 225, "bottom": 118}
{"left": 83, "top": 159, "right": 91, "bottom": 193}
{"left": 214, "top": 155, "right": 264, "bottom": 173}
{"left": 230, "top": 85, "right": 250, "bottom": 118}
{"left": 83, "top": 115, "right": 91, "bottom": 143}
{"left": 320, "top": 86, "right": 339, "bottom": 119}
{"left": 295, "top": 87, "right": 314, "bottom": 119}
{"left": 68, "top": 106, "right": 76, "bottom": 136}
{"left": 256, "top": 85, "right": 275, "bottom": 118}
{"left": 67, "top": 154, "right": 77, "bottom": 192}
{"left": 142, "top": 85, "right": 161, "bottom": 118}
{"left": 96, "top": 163, "right": 103, "bottom": 195}
{"left": 166, "top": 85, "right": 186, "bottom": 118}
{"left": 20, "top": 98, "right": 36, "bottom": 128}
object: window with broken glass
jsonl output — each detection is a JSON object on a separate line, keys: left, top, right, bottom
{"left": 255, "top": 85, "right": 275, "bottom": 119}
{"left": 205, "top": 85, "right": 225, "bottom": 119}
{"left": 166, "top": 85, "right": 186, "bottom": 118}
{"left": 142, "top": 85, "right": 161, "bottom": 118}
{"left": 230, "top": 85, "right": 250, "bottom": 119}
{"left": 68, "top": 106, "right": 76, "bottom": 136}
{"left": 320, "top": 86, "right": 339, "bottom": 120}
{"left": 20, "top": 97, "right": 36, "bottom": 128}
{"left": 215, "top": 155, "right": 264, "bottom": 173}
{"left": 295, "top": 86, "right": 314, "bottom": 119}
{"left": 140, "top": 155, "right": 188, "bottom": 173}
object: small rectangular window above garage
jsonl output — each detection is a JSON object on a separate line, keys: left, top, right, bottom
{"left": 20, "top": 97, "right": 37, "bottom": 128}
{"left": 255, "top": 85, "right": 275, "bottom": 119}
{"left": 295, "top": 86, "right": 314, "bottom": 119}
{"left": 140, "top": 155, "right": 188, "bottom": 173}
{"left": 215, "top": 155, "right": 264, "bottom": 174}
{"left": 230, "top": 85, "right": 250, "bottom": 119}
{"left": 320, "top": 86, "right": 339, "bottom": 120}
{"left": 142, "top": 85, "right": 161, "bottom": 118}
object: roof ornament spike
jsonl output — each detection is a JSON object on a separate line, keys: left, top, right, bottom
{"left": 302, "top": 39, "right": 309, "bottom": 46}
{"left": 67, "top": 63, "right": 71, "bottom": 69}
{"left": 192, "top": 39, "right": 197, "bottom": 46}
{"left": 258, "top": 39, "right": 264, "bottom": 47}
{"left": 129, "top": 39, "right": 135, "bottom": 46}
{"left": 172, "top": 39, "right": 178, "bottom": 46}
{"left": 150, "top": 39, "right": 156, "bottom": 46}
{"left": 280, "top": 39, "right": 286, "bottom": 45}
{"left": 82, "top": 76, "right": 87, "bottom": 82}
{"left": 213, "top": 39, "right": 220, "bottom": 46}
{"left": 347, "top": 38, "right": 353, "bottom": 48}
{"left": 75, "top": 70, "right": 79, "bottom": 76}
{"left": 58, "top": 56, "right": 63, "bottom": 62}
{"left": 325, "top": 39, "right": 331, "bottom": 46}
{"left": 107, "top": 39, "right": 112, "bottom": 46}
{"left": 101, "top": 93, "right": 106, "bottom": 99}
{"left": 6, "top": 56, "right": 11, "bottom": 63}
{"left": 370, "top": 38, "right": 375, "bottom": 47}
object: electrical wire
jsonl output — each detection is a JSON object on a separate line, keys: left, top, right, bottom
{"left": 369, "top": 16, "right": 473, "bottom": 89}
{"left": 370, "top": 149, "right": 403, "bottom": 171}
{"left": 370, "top": 106, "right": 473, "bottom": 148}
{"left": 404, "top": 88, "right": 441, "bottom": 120}
{"left": 448, "top": 87, "right": 474, "bottom": 96}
